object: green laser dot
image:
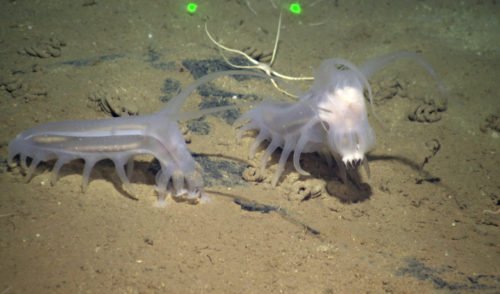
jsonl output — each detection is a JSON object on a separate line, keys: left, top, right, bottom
{"left": 289, "top": 2, "right": 302, "bottom": 15}
{"left": 186, "top": 3, "right": 198, "bottom": 14}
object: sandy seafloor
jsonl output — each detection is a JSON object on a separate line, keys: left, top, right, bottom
{"left": 0, "top": 0, "right": 499, "bottom": 293}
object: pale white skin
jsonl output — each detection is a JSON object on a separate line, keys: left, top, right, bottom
{"left": 7, "top": 70, "right": 266, "bottom": 206}
{"left": 237, "top": 51, "right": 442, "bottom": 186}
{"left": 237, "top": 58, "right": 375, "bottom": 185}
{"left": 318, "top": 85, "right": 375, "bottom": 167}
{"left": 8, "top": 51, "right": 441, "bottom": 204}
